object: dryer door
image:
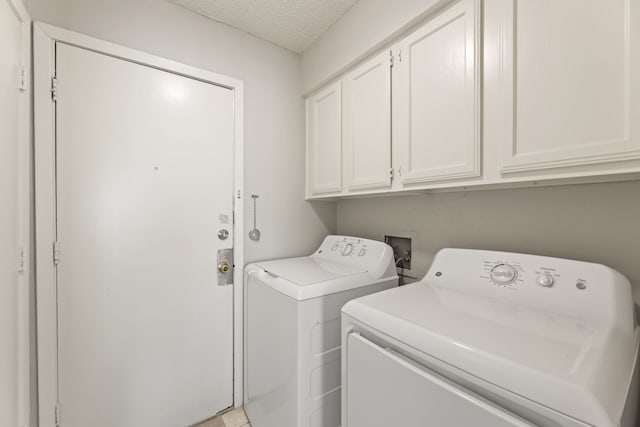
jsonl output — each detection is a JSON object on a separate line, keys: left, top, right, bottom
{"left": 344, "top": 333, "right": 534, "bottom": 427}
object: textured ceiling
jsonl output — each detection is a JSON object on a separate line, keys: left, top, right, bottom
{"left": 168, "top": 0, "right": 358, "bottom": 53}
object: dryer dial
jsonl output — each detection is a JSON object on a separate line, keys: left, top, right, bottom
{"left": 490, "top": 264, "right": 518, "bottom": 285}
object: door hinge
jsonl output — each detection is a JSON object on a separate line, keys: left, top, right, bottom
{"left": 389, "top": 50, "right": 394, "bottom": 68}
{"left": 51, "top": 76, "right": 58, "bottom": 102}
{"left": 55, "top": 402, "right": 61, "bottom": 427}
{"left": 389, "top": 167, "right": 395, "bottom": 180}
{"left": 53, "top": 242, "right": 60, "bottom": 266}
{"left": 236, "top": 190, "right": 241, "bottom": 199}
{"left": 19, "top": 66, "right": 27, "bottom": 92}
{"left": 17, "top": 247, "right": 26, "bottom": 273}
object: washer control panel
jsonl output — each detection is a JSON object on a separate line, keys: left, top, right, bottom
{"left": 312, "top": 235, "right": 396, "bottom": 280}
{"left": 328, "top": 237, "right": 369, "bottom": 258}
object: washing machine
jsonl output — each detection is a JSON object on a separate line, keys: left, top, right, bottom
{"left": 342, "top": 248, "right": 640, "bottom": 427}
{"left": 244, "top": 235, "right": 398, "bottom": 427}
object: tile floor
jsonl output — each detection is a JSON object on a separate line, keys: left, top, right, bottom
{"left": 194, "top": 407, "right": 251, "bottom": 427}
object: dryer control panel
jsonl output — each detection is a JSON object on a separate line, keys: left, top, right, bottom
{"left": 424, "top": 248, "right": 633, "bottom": 325}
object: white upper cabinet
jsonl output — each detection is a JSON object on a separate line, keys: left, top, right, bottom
{"left": 306, "top": 80, "right": 342, "bottom": 196}
{"left": 305, "top": 0, "right": 640, "bottom": 199}
{"left": 344, "top": 50, "right": 392, "bottom": 191}
{"left": 492, "top": 0, "right": 640, "bottom": 174}
{"left": 395, "top": 0, "right": 481, "bottom": 185}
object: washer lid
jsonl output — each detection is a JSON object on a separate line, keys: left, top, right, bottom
{"left": 250, "top": 257, "right": 390, "bottom": 300}
{"left": 255, "top": 257, "right": 366, "bottom": 285}
{"left": 343, "top": 283, "right": 639, "bottom": 427}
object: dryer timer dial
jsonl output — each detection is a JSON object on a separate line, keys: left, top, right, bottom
{"left": 490, "top": 264, "right": 518, "bottom": 285}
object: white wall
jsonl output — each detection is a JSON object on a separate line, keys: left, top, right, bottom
{"left": 301, "top": 0, "right": 448, "bottom": 94}
{"left": 25, "top": 0, "right": 336, "bottom": 264}
{"left": 338, "top": 181, "right": 640, "bottom": 302}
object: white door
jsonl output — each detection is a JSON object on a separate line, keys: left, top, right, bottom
{"left": 0, "top": 1, "right": 28, "bottom": 426}
{"left": 306, "top": 80, "right": 343, "bottom": 196}
{"left": 54, "top": 43, "right": 234, "bottom": 427}
{"left": 344, "top": 334, "right": 534, "bottom": 427}
{"left": 344, "top": 50, "right": 392, "bottom": 191}
{"left": 394, "top": 0, "right": 481, "bottom": 185}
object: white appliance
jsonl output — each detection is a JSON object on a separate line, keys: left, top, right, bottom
{"left": 342, "top": 248, "right": 640, "bottom": 427}
{"left": 244, "top": 235, "right": 398, "bottom": 427}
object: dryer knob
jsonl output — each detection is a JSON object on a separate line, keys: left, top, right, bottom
{"left": 536, "top": 274, "right": 554, "bottom": 288}
{"left": 490, "top": 264, "right": 518, "bottom": 285}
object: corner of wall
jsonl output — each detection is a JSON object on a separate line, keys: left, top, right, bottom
{"left": 300, "top": 0, "right": 446, "bottom": 94}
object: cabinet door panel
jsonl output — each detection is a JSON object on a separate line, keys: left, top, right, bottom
{"left": 497, "top": 0, "right": 640, "bottom": 173}
{"left": 396, "top": 0, "right": 481, "bottom": 184}
{"left": 307, "top": 81, "right": 342, "bottom": 195}
{"left": 345, "top": 51, "right": 392, "bottom": 191}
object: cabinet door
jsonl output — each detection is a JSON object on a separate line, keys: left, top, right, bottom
{"left": 395, "top": 0, "right": 481, "bottom": 185}
{"left": 306, "top": 81, "right": 342, "bottom": 196}
{"left": 344, "top": 51, "right": 392, "bottom": 191}
{"left": 493, "top": 0, "right": 640, "bottom": 173}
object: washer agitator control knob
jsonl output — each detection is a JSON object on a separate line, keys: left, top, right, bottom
{"left": 341, "top": 243, "right": 354, "bottom": 256}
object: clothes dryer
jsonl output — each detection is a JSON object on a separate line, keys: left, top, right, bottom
{"left": 342, "top": 249, "right": 639, "bottom": 427}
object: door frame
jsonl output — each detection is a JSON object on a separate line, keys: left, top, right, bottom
{"left": 34, "top": 22, "right": 245, "bottom": 426}
{"left": 4, "top": 0, "right": 32, "bottom": 426}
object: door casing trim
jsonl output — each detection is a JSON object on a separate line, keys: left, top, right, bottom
{"left": 33, "top": 22, "right": 245, "bottom": 426}
{"left": 4, "top": 1, "right": 32, "bottom": 426}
